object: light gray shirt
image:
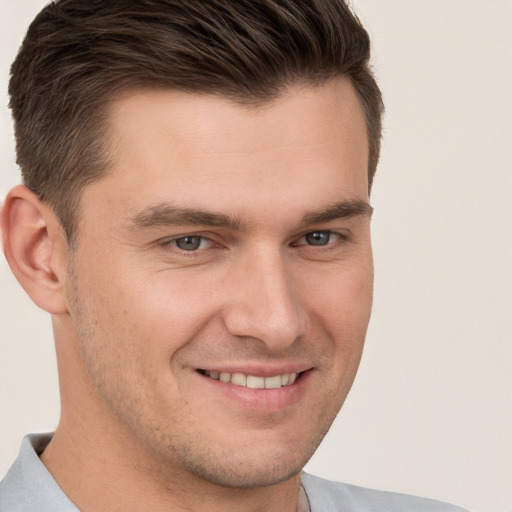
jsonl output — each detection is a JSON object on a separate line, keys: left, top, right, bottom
{"left": 0, "top": 434, "right": 470, "bottom": 511}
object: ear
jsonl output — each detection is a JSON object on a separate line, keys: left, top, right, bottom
{"left": 1, "top": 185, "right": 69, "bottom": 315}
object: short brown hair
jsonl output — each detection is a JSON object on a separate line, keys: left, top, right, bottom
{"left": 9, "top": 0, "right": 383, "bottom": 241}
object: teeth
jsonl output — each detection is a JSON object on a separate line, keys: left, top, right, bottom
{"left": 204, "top": 370, "right": 299, "bottom": 389}
{"left": 219, "top": 372, "right": 231, "bottom": 383}
{"left": 265, "top": 375, "right": 282, "bottom": 389}
{"left": 247, "top": 375, "right": 265, "bottom": 389}
{"left": 231, "top": 373, "right": 247, "bottom": 386}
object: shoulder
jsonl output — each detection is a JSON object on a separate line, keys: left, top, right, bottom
{"left": 301, "top": 473, "right": 471, "bottom": 512}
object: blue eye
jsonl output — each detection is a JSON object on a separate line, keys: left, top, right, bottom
{"left": 304, "top": 231, "right": 333, "bottom": 246}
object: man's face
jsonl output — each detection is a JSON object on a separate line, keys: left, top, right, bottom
{"left": 61, "top": 78, "right": 373, "bottom": 487}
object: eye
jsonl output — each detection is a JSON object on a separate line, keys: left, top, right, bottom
{"left": 305, "top": 231, "right": 332, "bottom": 246}
{"left": 168, "top": 235, "right": 212, "bottom": 252}
{"left": 297, "top": 230, "right": 341, "bottom": 247}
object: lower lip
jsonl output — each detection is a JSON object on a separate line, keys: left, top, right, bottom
{"left": 196, "top": 370, "right": 312, "bottom": 412}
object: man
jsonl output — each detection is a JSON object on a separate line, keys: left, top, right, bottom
{"left": 0, "top": 1, "right": 469, "bottom": 511}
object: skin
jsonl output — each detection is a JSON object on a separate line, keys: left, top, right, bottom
{"left": 2, "top": 78, "right": 373, "bottom": 512}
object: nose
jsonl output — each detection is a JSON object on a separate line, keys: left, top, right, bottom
{"left": 222, "top": 246, "right": 307, "bottom": 351}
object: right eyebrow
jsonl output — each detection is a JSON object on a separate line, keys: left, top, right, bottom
{"left": 125, "top": 204, "right": 246, "bottom": 231}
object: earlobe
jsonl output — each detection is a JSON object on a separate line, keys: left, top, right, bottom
{"left": 1, "top": 185, "right": 69, "bottom": 315}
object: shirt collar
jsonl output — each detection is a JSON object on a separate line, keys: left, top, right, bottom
{"left": 0, "top": 433, "right": 79, "bottom": 512}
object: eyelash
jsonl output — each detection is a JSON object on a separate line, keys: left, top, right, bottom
{"left": 160, "top": 230, "right": 347, "bottom": 254}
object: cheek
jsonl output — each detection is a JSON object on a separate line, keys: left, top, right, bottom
{"left": 304, "top": 259, "right": 373, "bottom": 379}
{"left": 92, "top": 269, "right": 224, "bottom": 377}
{"left": 305, "top": 259, "right": 373, "bottom": 328}
{"left": 130, "top": 273, "right": 215, "bottom": 333}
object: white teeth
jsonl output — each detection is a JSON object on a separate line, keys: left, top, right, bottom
{"left": 219, "top": 372, "right": 231, "bottom": 383}
{"left": 265, "top": 375, "right": 282, "bottom": 389}
{"left": 231, "top": 373, "right": 247, "bottom": 386}
{"left": 247, "top": 375, "right": 265, "bottom": 389}
{"left": 203, "top": 370, "right": 300, "bottom": 389}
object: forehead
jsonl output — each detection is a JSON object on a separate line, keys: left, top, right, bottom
{"left": 83, "top": 79, "right": 369, "bottom": 224}
{"left": 107, "top": 79, "right": 367, "bottom": 160}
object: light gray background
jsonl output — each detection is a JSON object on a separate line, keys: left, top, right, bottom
{"left": 1, "top": 2, "right": 511, "bottom": 512}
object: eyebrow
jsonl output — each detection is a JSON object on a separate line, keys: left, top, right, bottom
{"left": 298, "top": 200, "right": 373, "bottom": 227}
{"left": 126, "top": 199, "right": 372, "bottom": 231}
{"left": 127, "top": 204, "right": 245, "bottom": 231}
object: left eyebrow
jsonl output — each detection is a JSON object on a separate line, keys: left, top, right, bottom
{"left": 299, "top": 200, "right": 373, "bottom": 227}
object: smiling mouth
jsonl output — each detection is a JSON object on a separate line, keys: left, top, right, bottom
{"left": 198, "top": 370, "right": 300, "bottom": 389}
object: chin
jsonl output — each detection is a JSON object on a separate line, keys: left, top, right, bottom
{"left": 156, "top": 432, "right": 315, "bottom": 489}
{"left": 178, "top": 453, "right": 306, "bottom": 489}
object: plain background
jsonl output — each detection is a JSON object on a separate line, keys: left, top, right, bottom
{"left": 1, "top": 1, "right": 511, "bottom": 511}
